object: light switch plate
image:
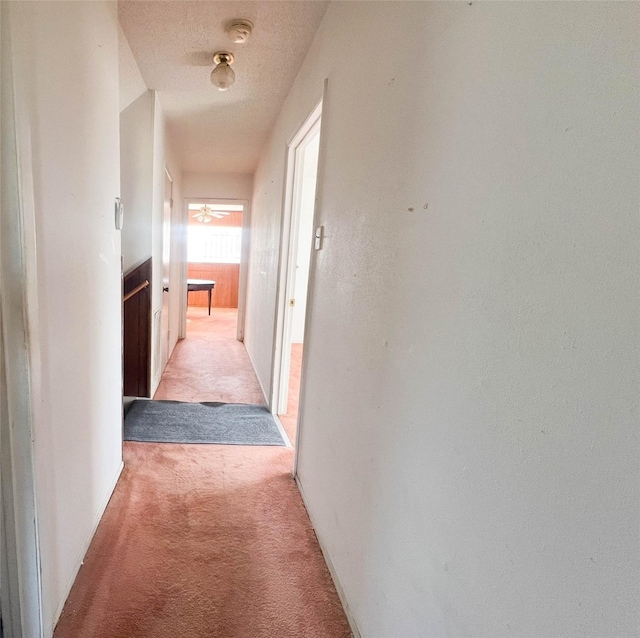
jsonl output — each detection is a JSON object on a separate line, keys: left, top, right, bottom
{"left": 115, "top": 197, "right": 124, "bottom": 230}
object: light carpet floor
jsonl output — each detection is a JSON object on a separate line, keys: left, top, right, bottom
{"left": 154, "top": 307, "right": 265, "bottom": 405}
{"left": 53, "top": 306, "right": 350, "bottom": 638}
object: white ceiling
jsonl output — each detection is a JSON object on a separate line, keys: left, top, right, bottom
{"left": 119, "top": 1, "right": 329, "bottom": 174}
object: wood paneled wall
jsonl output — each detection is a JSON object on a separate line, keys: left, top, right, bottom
{"left": 123, "top": 258, "right": 152, "bottom": 397}
{"left": 188, "top": 263, "right": 239, "bottom": 308}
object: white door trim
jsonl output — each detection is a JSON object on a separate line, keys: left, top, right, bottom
{"left": 160, "top": 166, "right": 173, "bottom": 371}
{"left": 236, "top": 198, "right": 251, "bottom": 342}
{"left": 178, "top": 197, "right": 189, "bottom": 340}
{"left": 0, "top": 4, "right": 45, "bottom": 635}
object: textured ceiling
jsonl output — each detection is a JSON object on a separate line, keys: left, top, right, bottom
{"left": 119, "top": 1, "right": 329, "bottom": 174}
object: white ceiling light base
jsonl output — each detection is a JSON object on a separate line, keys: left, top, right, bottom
{"left": 226, "top": 19, "right": 254, "bottom": 44}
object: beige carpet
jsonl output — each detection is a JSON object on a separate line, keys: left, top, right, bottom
{"left": 53, "top": 307, "right": 350, "bottom": 638}
{"left": 154, "top": 307, "right": 264, "bottom": 405}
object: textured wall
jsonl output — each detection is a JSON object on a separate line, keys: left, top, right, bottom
{"left": 183, "top": 173, "right": 253, "bottom": 202}
{"left": 246, "top": 3, "right": 640, "bottom": 636}
{"left": 118, "top": 23, "right": 146, "bottom": 112}
{"left": 120, "top": 91, "right": 154, "bottom": 274}
{"left": 9, "top": 3, "right": 124, "bottom": 634}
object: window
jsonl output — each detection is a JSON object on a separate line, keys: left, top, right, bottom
{"left": 188, "top": 226, "right": 242, "bottom": 263}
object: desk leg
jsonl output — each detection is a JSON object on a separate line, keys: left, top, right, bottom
{"left": 208, "top": 288, "right": 212, "bottom": 315}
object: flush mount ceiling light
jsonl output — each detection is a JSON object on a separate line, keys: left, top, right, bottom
{"left": 192, "top": 205, "right": 231, "bottom": 223}
{"left": 226, "top": 19, "right": 253, "bottom": 44}
{"left": 210, "top": 51, "right": 235, "bottom": 91}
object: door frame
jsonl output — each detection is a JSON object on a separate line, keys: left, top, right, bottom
{"left": 0, "top": 3, "right": 45, "bottom": 634}
{"left": 270, "top": 97, "right": 323, "bottom": 463}
{"left": 160, "top": 166, "right": 173, "bottom": 372}
{"left": 179, "top": 197, "right": 250, "bottom": 340}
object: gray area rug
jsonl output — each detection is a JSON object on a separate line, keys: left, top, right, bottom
{"left": 124, "top": 400, "right": 285, "bottom": 446}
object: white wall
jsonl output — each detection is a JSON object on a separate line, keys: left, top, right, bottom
{"left": 120, "top": 91, "right": 154, "bottom": 273}
{"left": 246, "top": 3, "right": 640, "bottom": 637}
{"left": 120, "top": 90, "right": 181, "bottom": 390}
{"left": 183, "top": 172, "right": 253, "bottom": 201}
{"left": 118, "top": 23, "right": 146, "bottom": 112}
{"left": 9, "top": 2, "right": 123, "bottom": 634}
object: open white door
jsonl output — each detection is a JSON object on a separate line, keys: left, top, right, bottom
{"left": 271, "top": 100, "right": 323, "bottom": 453}
{"left": 276, "top": 128, "right": 320, "bottom": 413}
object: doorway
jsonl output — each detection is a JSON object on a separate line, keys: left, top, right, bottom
{"left": 155, "top": 197, "right": 266, "bottom": 406}
{"left": 183, "top": 199, "right": 246, "bottom": 336}
{"left": 272, "top": 101, "right": 322, "bottom": 449}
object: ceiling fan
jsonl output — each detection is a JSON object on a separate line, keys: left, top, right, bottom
{"left": 192, "top": 205, "right": 230, "bottom": 223}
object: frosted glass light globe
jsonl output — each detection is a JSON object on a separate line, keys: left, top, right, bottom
{"left": 211, "top": 62, "right": 235, "bottom": 91}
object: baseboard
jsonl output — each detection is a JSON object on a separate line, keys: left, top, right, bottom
{"left": 243, "top": 341, "right": 269, "bottom": 407}
{"left": 150, "top": 373, "right": 161, "bottom": 399}
{"left": 243, "top": 346, "right": 293, "bottom": 447}
{"left": 51, "top": 461, "right": 124, "bottom": 632}
{"left": 294, "top": 476, "right": 361, "bottom": 638}
{"left": 272, "top": 414, "right": 293, "bottom": 448}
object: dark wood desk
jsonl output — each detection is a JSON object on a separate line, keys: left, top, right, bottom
{"left": 187, "top": 279, "right": 216, "bottom": 315}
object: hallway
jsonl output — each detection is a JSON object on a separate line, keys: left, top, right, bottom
{"left": 3, "top": 3, "right": 637, "bottom": 637}
{"left": 53, "top": 308, "right": 350, "bottom": 637}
